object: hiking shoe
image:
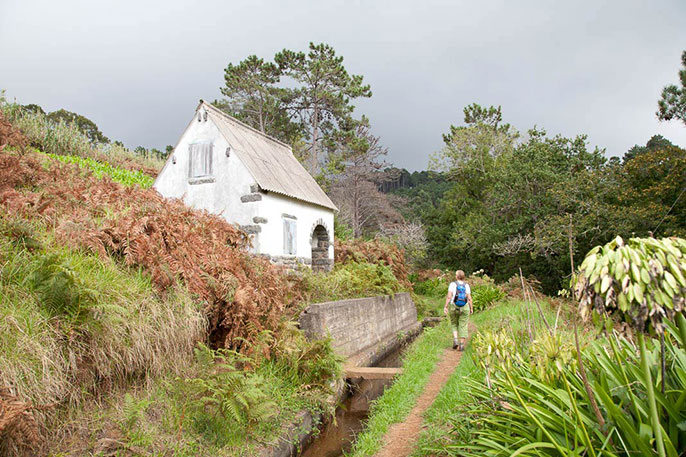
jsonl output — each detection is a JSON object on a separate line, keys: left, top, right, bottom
{"left": 452, "top": 341, "right": 458, "bottom": 350}
{"left": 458, "top": 343, "right": 465, "bottom": 351}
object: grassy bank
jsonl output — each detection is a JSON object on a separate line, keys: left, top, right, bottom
{"left": 346, "top": 318, "right": 453, "bottom": 456}
{"left": 0, "top": 216, "right": 205, "bottom": 454}
{"left": 53, "top": 336, "right": 341, "bottom": 457}
{"left": 0, "top": 113, "right": 413, "bottom": 456}
{"left": 0, "top": 213, "right": 343, "bottom": 457}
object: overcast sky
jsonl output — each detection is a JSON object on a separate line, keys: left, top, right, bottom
{"left": 1, "top": 0, "right": 685, "bottom": 171}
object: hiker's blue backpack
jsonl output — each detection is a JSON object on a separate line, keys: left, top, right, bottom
{"left": 453, "top": 282, "right": 467, "bottom": 307}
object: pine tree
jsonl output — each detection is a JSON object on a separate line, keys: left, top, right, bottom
{"left": 657, "top": 50, "right": 686, "bottom": 126}
{"left": 275, "top": 43, "right": 372, "bottom": 174}
{"left": 218, "top": 55, "right": 295, "bottom": 139}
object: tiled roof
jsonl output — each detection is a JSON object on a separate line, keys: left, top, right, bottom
{"left": 201, "top": 101, "right": 337, "bottom": 211}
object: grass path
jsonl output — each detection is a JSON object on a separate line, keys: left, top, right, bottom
{"left": 350, "top": 298, "right": 524, "bottom": 457}
{"left": 371, "top": 323, "right": 475, "bottom": 457}
{"left": 364, "top": 300, "right": 528, "bottom": 457}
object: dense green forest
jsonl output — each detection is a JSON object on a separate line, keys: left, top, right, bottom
{"left": 384, "top": 112, "right": 686, "bottom": 293}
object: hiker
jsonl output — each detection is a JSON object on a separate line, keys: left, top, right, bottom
{"left": 443, "top": 270, "right": 473, "bottom": 351}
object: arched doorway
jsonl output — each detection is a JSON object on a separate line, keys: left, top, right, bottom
{"left": 311, "top": 224, "right": 331, "bottom": 272}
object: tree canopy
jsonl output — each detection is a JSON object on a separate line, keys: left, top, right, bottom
{"left": 216, "top": 43, "right": 372, "bottom": 176}
{"left": 407, "top": 104, "right": 686, "bottom": 293}
{"left": 275, "top": 43, "right": 372, "bottom": 174}
{"left": 657, "top": 50, "right": 686, "bottom": 126}
{"left": 216, "top": 55, "right": 302, "bottom": 145}
{"left": 46, "top": 109, "right": 110, "bottom": 144}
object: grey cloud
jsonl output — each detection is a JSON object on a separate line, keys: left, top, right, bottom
{"left": 1, "top": 0, "right": 685, "bottom": 171}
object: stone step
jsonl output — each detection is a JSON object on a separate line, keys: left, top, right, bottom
{"left": 344, "top": 367, "right": 403, "bottom": 380}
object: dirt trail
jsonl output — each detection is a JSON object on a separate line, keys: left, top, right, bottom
{"left": 372, "top": 326, "right": 474, "bottom": 457}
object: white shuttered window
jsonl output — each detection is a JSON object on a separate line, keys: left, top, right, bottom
{"left": 188, "top": 142, "right": 213, "bottom": 178}
{"left": 283, "top": 218, "right": 297, "bottom": 255}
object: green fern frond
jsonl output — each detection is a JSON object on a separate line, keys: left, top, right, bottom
{"left": 122, "top": 393, "right": 152, "bottom": 431}
{"left": 28, "top": 253, "right": 97, "bottom": 322}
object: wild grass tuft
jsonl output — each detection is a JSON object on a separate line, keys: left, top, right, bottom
{"left": 0, "top": 102, "right": 163, "bottom": 174}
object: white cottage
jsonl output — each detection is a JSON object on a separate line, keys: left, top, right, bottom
{"left": 154, "top": 100, "right": 337, "bottom": 271}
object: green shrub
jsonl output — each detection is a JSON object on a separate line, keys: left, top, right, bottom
{"left": 28, "top": 253, "right": 99, "bottom": 323}
{"left": 412, "top": 276, "right": 447, "bottom": 297}
{"left": 271, "top": 321, "right": 343, "bottom": 391}
{"left": 335, "top": 238, "right": 411, "bottom": 287}
{"left": 301, "top": 260, "right": 404, "bottom": 303}
{"left": 334, "top": 214, "right": 354, "bottom": 241}
{"left": 171, "top": 344, "right": 278, "bottom": 446}
{"left": 471, "top": 283, "right": 505, "bottom": 311}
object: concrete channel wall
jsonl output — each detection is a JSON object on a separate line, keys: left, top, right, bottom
{"left": 260, "top": 293, "right": 420, "bottom": 457}
{"left": 298, "top": 292, "right": 418, "bottom": 359}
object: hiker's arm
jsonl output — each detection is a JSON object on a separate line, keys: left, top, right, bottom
{"left": 468, "top": 292, "right": 473, "bottom": 313}
{"left": 444, "top": 291, "right": 454, "bottom": 315}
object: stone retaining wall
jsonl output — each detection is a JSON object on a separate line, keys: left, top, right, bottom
{"left": 298, "top": 292, "right": 418, "bottom": 358}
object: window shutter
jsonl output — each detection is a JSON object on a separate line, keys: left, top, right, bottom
{"left": 283, "top": 219, "right": 297, "bottom": 255}
{"left": 188, "top": 142, "right": 214, "bottom": 178}
{"left": 202, "top": 144, "right": 207, "bottom": 176}
{"left": 290, "top": 221, "right": 297, "bottom": 255}
{"left": 208, "top": 143, "right": 213, "bottom": 175}
{"left": 188, "top": 144, "right": 193, "bottom": 178}
{"left": 283, "top": 220, "right": 288, "bottom": 254}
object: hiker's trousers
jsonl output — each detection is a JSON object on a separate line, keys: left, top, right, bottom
{"left": 449, "top": 306, "right": 470, "bottom": 339}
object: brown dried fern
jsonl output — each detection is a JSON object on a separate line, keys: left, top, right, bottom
{"left": 0, "top": 150, "right": 303, "bottom": 352}
{"left": 0, "top": 388, "right": 41, "bottom": 456}
{"left": 0, "top": 113, "right": 28, "bottom": 152}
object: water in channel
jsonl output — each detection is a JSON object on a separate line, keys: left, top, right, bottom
{"left": 299, "top": 342, "right": 408, "bottom": 457}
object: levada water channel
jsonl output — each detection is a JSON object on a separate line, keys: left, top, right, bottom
{"left": 299, "top": 338, "right": 411, "bottom": 457}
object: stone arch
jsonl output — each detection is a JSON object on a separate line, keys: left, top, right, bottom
{"left": 310, "top": 219, "right": 332, "bottom": 273}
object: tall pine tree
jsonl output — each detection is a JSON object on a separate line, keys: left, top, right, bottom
{"left": 275, "top": 43, "right": 372, "bottom": 174}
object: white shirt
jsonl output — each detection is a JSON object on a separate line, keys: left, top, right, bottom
{"left": 448, "top": 281, "right": 471, "bottom": 296}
